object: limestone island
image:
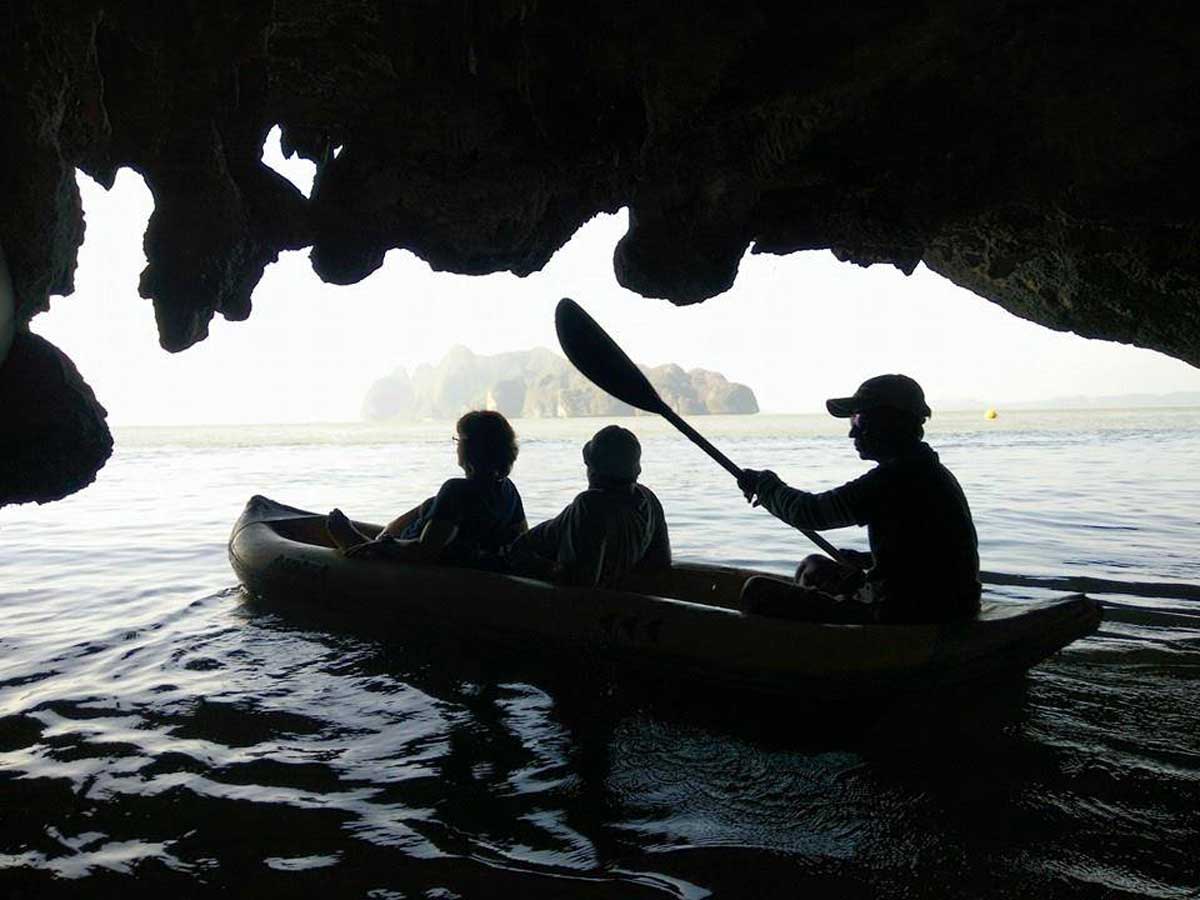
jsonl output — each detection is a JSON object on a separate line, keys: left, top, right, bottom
{"left": 363, "top": 347, "right": 758, "bottom": 421}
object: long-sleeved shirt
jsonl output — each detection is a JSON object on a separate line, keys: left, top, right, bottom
{"left": 507, "top": 484, "right": 671, "bottom": 587}
{"left": 756, "top": 443, "right": 980, "bottom": 623}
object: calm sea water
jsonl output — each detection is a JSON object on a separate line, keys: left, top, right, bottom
{"left": 1, "top": 411, "right": 1198, "bottom": 897}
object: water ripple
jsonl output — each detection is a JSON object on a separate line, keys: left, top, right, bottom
{"left": 1, "top": 412, "right": 1198, "bottom": 896}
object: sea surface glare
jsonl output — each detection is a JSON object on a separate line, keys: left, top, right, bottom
{"left": 1, "top": 411, "right": 1198, "bottom": 897}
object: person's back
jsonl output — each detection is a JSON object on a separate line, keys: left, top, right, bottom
{"left": 396, "top": 473, "right": 525, "bottom": 566}
{"left": 834, "top": 442, "right": 979, "bottom": 622}
{"left": 507, "top": 425, "right": 670, "bottom": 587}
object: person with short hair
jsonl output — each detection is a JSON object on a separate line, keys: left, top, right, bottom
{"left": 507, "top": 425, "right": 671, "bottom": 587}
{"left": 738, "top": 374, "right": 980, "bottom": 624}
{"left": 327, "top": 410, "right": 527, "bottom": 567}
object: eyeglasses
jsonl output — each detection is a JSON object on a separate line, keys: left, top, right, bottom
{"left": 850, "top": 412, "right": 865, "bottom": 429}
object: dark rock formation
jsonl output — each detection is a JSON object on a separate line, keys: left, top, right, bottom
{"left": 363, "top": 347, "right": 758, "bottom": 421}
{"left": 0, "top": 331, "right": 112, "bottom": 504}
{"left": 2, "top": 1, "right": 1200, "bottom": 503}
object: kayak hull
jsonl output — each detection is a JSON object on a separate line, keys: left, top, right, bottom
{"left": 228, "top": 495, "right": 1102, "bottom": 701}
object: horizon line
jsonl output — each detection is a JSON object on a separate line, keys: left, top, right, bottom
{"left": 106, "top": 402, "right": 1200, "bottom": 429}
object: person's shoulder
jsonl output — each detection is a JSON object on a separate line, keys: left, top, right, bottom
{"left": 903, "top": 442, "right": 939, "bottom": 464}
{"left": 568, "top": 489, "right": 630, "bottom": 522}
{"left": 434, "top": 476, "right": 472, "bottom": 498}
{"left": 891, "top": 443, "right": 954, "bottom": 479}
{"left": 921, "top": 447, "right": 969, "bottom": 493}
{"left": 843, "top": 463, "right": 886, "bottom": 487}
{"left": 423, "top": 478, "right": 473, "bottom": 522}
{"left": 570, "top": 488, "right": 604, "bottom": 509}
{"left": 639, "top": 483, "right": 669, "bottom": 529}
{"left": 635, "top": 483, "right": 664, "bottom": 507}
{"left": 635, "top": 482, "right": 660, "bottom": 499}
{"left": 920, "top": 445, "right": 957, "bottom": 474}
{"left": 869, "top": 443, "right": 935, "bottom": 474}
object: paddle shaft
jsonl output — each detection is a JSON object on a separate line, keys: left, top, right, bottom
{"left": 659, "top": 407, "right": 847, "bottom": 565}
{"left": 554, "top": 299, "right": 847, "bottom": 568}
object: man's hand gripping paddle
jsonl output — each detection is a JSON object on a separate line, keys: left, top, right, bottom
{"left": 554, "top": 297, "right": 845, "bottom": 565}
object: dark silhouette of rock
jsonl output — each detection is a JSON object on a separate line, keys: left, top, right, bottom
{"left": 4, "top": 2, "right": 1200, "bottom": 501}
{"left": 0, "top": 332, "right": 112, "bottom": 504}
{"left": 363, "top": 348, "right": 757, "bottom": 420}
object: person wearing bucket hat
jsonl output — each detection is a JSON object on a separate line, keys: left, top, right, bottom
{"left": 737, "top": 374, "right": 980, "bottom": 625}
{"left": 506, "top": 425, "right": 671, "bottom": 587}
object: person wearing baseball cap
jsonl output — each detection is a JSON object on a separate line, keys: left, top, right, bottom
{"left": 824, "top": 373, "right": 933, "bottom": 420}
{"left": 737, "top": 374, "right": 980, "bottom": 624}
{"left": 506, "top": 425, "right": 671, "bottom": 587}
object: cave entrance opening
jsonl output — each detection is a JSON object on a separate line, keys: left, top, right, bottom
{"left": 24, "top": 127, "right": 1200, "bottom": 437}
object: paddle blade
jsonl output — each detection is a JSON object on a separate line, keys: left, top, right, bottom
{"left": 555, "top": 298, "right": 666, "bottom": 414}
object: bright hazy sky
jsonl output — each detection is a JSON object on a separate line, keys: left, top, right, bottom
{"left": 31, "top": 129, "right": 1200, "bottom": 425}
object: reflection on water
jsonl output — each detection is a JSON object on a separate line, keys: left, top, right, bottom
{"left": 1, "top": 412, "right": 1199, "bottom": 896}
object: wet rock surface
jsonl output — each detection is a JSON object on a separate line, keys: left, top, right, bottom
{"left": 2, "top": 1, "right": 1199, "bottom": 502}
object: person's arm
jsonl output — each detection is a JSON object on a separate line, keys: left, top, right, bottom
{"left": 640, "top": 522, "right": 671, "bottom": 570}
{"left": 637, "top": 490, "right": 671, "bottom": 571}
{"left": 740, "top": 469, "right": 872, "bottom": 532}
{"left": 558, "top": 540, "right": 606, "bottom": 587}
{"left": 837, "top": 548, "right": 874, "bottom": 570}
{"left": 504, "top": 521, "right": 562, "bottom": 581}
{"left": 347, "top": 482, "right": 464, "bottom": 561}
{"left": 555, "top": 496, "right": 608, "bottom": 587}
{"left": 346, "top": 517, "right": 460, "bottom": 562}
{"left": 505, "top": 496, "right": 607, "bottom": 586}
{"left": 370, "top": 518, "right": 458, "bottom": 560}
{"left": 404, "top": 480, "right": 469, "bottom": 555}
{"left": 509, "top": 490, "right": 529, "bottom": 537}
{"left": 379, "top": 502, "right": 427, "bottom": 539}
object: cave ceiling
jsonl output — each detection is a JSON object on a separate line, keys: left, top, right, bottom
{"left": 2, "top": 1, "right": 1199, "bottom": 504}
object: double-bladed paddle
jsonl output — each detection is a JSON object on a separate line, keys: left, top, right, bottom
{"left": 554, "top": 297, "right": 845, "bottom": 565}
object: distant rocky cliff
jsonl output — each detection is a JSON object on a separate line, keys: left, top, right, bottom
{"left": 363, "top": 347, "right": 758, "bottom": 420}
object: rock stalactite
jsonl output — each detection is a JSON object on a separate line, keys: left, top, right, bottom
{"left": 2, "top": 2, "right": 1199, "bottom": 504}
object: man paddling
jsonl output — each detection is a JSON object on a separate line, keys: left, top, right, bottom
{"left": 506, "top": 425, "right": 671, "bottom": 587}
{"left": 738, "top": 374, "right": 980, "bottom": 624}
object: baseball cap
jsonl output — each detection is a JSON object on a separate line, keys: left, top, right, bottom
{"left": 583, "top": 425, "right": 642, "bottom": 482}
{"left": 826, "top": 374, "right": 932, "bottom": 419}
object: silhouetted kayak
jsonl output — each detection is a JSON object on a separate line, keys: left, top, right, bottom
{"left": 229, "top": 495, "right": 1102, "bottom": 701}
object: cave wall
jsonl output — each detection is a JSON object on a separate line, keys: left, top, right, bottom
{"left": 2, "top": 1, "right": 1199, "bottom": 504}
